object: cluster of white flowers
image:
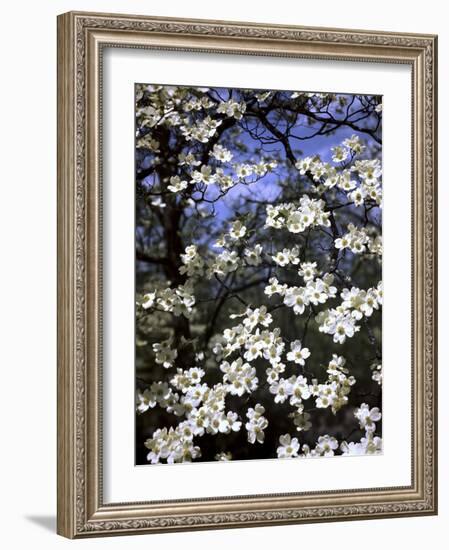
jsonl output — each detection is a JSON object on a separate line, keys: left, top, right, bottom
{"left": 137, "top": 87, "right": 383, "bottom": 465}
{"left": 340, "top": 284, "right": 382, "bottom": 320}
{"left": 170, "top": 367, "right": 205, "bottom": 393}
{"left": 315, "top": 308, "right": 360, "bottom": 344}
{"left": 143, "top": 372, "right": 247, "bottom": 464}
{"left": 265, "top": 196, "right": 331, "bottom": 233}
{"left": 242, "top": 306, "right": 273, "bottom": 331}
{"left": 354, "top": 403, "right": 382, "bottom": 433}
{"left": 295, "top": 138, "right": 382, "bottom": 208}
{"left": 244, "top": 244, "right": 263, "bottom": 266}
{"left": 181, "top": 115, "right": 223, "bottom": 143}
{"left": 295, "top": 155, "right": 332, "bottom": 181}
{"left": 142, "top": 284, "right": 196, "bottom": 318}
{"left": 152, "top": 338, "right": 178, "bottom": 369}
{"left": 348, "top": 159, "right": 383, "bottom": 206}
{"left": 179, "top": 244, "right": 205, "bottom": 277}
{"left": 220, "top": 358, "right": 259, "bottom": 396}
{"left": 136, "top": 104, "right": 161, "bottom": 130}
{"left": 190, "top": 164, "right": 216, "bottom": 185}
{"left": 145, "top": 425, "right": 202, "bottom": 464}
{"left": 353, "top": 157, "right": 382, "bottom": 185}
{"left": 311, "top": 354, "right": 356, "bottom": 413}
{"left": 315, "top": 281, "right": 382, "bottom": 344}
{"left": 208, "top": 250, "right": 240, "bottom": 276}
{"left": 272, "top": 246, "right": 300, "bottom": 267}
{"left": 180, "top": 158, "right": 277, "bottom": 196}
{"left": 269, "top": 373, "right": 311, "bottom": 408}
{"left": 245, "top": 404, "right": 269, "bottom": 444}
{"left": 137, "top": 381, "right": 184, "bottom": 416}
{"left": 217, "top": 99, "right": 247, "bottom": 119}
{"left": 335, "top": 223, "right": 371, "bottom": 254}
{"left": 167, "top": 175, "right": 188, "bottom": 193}
{"left": 182, "top": 96, "right": 215, "bottom": 112}
{"left": 244, "top": 329, "right": 283, "bottom": 366}
{"left": 278, "top": 422, "right": 382, "bottom": 459}
{"left": 340, "top": 405, "right": 383, "bottom": 455}
{"left": 182, "top": 383, "right": 242, "bottom": 437}
{"left": 263, "top": 265, "right": 338, "bottom": 318}
{"left": 269, "top": 353, "right": 355, "bottom": 415}
{"left": 369, "top": 235, "right": 383, "bottom": 256}
{"left": 302, "top": 435, "right": 339, "bottom": 458}
{"left": 214, "top": 307, "right": 284, "bottom": 370}
{"left": 329, "top": 135, "right": 365, "bottom": 163}
{"left": 213, "top": 168, "right": 235, "bottom": 190}
{"left": 136, "top": 134, "right": 160, "bottom": 152}
{"left": 343, "top": 134, "right": 366, "bottom": 155}
{"left": 202, "top": 410, "right": 243, "bottom": 436}
{"left": 178, "top": 152, "right": 201, "bottom": 167}
{"left": 285, "top": 275, "right": 337, "bottom": 315}
{"left": 264, "top": 277, "right": 288, "bottom": 297}
{"left": 210, "top": 144, "right": 233, "bottom": 162}
{"left": 231, "top": 160, "right": 278, "bottom": 181}
{"left": 277, "top": 424, "right": 381, "bottom": 459}
{"left": 331, "top": 145, "right": 349, "bottom": 163}
{"left": 340, "top": 433, "right": 382, "bottom": 455}
{"left": 371, "top": 364, "right": 383, "bottom": 385}
{"left": 182, "top": 95, "right": 214, "bottom": 113}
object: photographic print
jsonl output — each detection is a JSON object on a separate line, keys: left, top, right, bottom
{"left": 135, "top": 84, "right": 383, "bottom": 465}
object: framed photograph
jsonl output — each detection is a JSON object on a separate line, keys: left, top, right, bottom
{"left": 57, "top": 11, "right": 438, "bottom": 538}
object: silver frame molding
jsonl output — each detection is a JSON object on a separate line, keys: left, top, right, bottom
{"left": 57, "top": 11, "right": 438, "bottom": 538}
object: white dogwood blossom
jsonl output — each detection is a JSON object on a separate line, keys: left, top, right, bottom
{"left": 298, "top": 261, "right": 318, "bottom": 282}
{"left": 315, "top": 435, "right": 339, "bottom": 457}
{"left": 153, "top": 339, "right": 178, "bottom": 369}
{"left": 245, "top": 404, "right": 268, "bottom": 444}
{"left": 229, "top": 220, "right": 247, "bottom": 240}
{"left": 264, "top": 277, "right": 287, "bottom": 297}
{"left": 210, "top": 144, "right": 233, "bottom": 162}
{"left": 145, "top": 426, "right": 202, "bottom": 464}
{"left": 277, "top": 434, "right": 300, "bottom": 458}
{"left": 286, "top": 340, "right": 311, "bottom": 365}
{"left": 190, "top": 164, "right": 216, "bottom": 185}
{"left": 354, "top": 403, "right": 382, "bottom": 433}
{"left": 265, "top": 196, "right": 330, "bottom": 234}
{"left": 136, "top": 388, "right": 157, "bottom": 414}
{"left": 167, "top": 175, "right": 188, "bottom": 193}
{"left": 244, "top": 244, "right": 263, "bottom": 266}
{"left": 217, "top": 99, "right": 247, "bottom": 119}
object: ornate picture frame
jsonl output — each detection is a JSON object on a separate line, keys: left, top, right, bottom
{"left": 57, "top": 11, "right": 437, "bottom": 538}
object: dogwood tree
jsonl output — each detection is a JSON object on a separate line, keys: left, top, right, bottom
{"left": 135, "top": 84, "right": 382, "bottom": 465}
